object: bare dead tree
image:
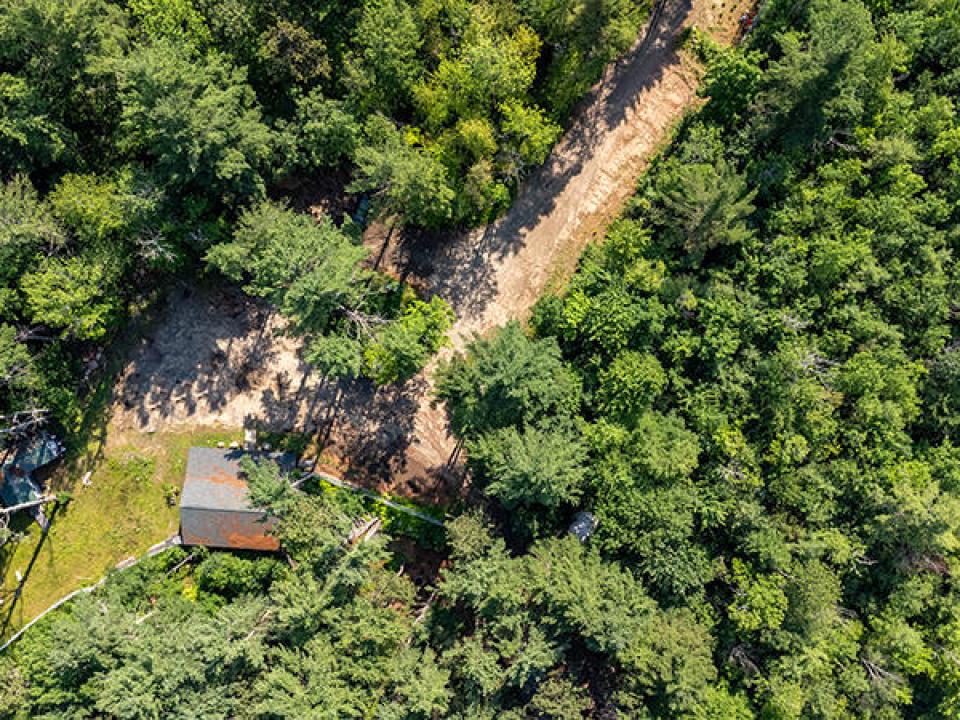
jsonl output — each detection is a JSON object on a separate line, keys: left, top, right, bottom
{"left": 0, "top": 408, "right": 49, "bottom": 440}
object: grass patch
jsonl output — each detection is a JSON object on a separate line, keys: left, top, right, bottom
{"left": 256, "top": 429, "right": 311, "bottom": 456}
{"left": 0, "top": 426, "right": 242, "bottom": 641}
{"left": 359, "top": 496, "right": 447, "bottom": 551}
{"left": 305, "top": 476, "right": 448, "bottom": 551}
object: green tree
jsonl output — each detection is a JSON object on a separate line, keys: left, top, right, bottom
{"left": 413, "top": 19, "right": 540, "bottom": 129}
{"left": 436, "top": 320, "right": 581, "bottom": 435}
{"left": 21, "top": 255, "right": 118, "bottom": 341}
{"left": 649, "top": 158, "right": 755, "bottom": 261}
{"left": 344, "top": 0, "right": 423, "bottom": 114}
{"left": 527, "top": 673, "right": 592, "bottom": 719}
{"left": 468, "top": 419, "right": 588, "bottom": 511}
{"left": 362, "top": 295, "right": 454, "bottom": 384}
{"left": 305, "top": 332, "right": 366, "bottom": 380}
{"left": 254, "top": 18, "right": 329, "bottom": 95}
{"left": 0, "top": 324, "right": 36, "bottom": 411}
{"left": 0, "top": 0, "right": 127, "bottom": 172}
{"left": 924, "top": 345, "right": 960, "bottom": 441}
{"left": 596, "top": 350, "right": 666, "bottom": 421}
{"left": 194, "top": 552, "right": 280, "bottom": 598}
{"left": 48, "top": 169, "right": 161, "bottom": 247}
{"left": 350, "top": 118, "right": 455, "bottom": 228}
{"left": 726, "top": 559, "right": 789, "bottom": 635}
{"left": 0, "top": 73, "right": 69, "bottom": 174}
{"left": 110, "top": 39, "right": 274, "bottom": 206}
{"left": 288, "top": 91, "right": 361, "bottom": 170}
{"left": 700, "top": 43, "right": 763, "bottom": 131}
{"left": 749, "top": 0, "right": 890, "bottom": 154}
{"left": 0, "top": 175, "right": 63, "bottom": 289}
{"left": 499, "top": 100, "right": 561, "bottom": 172}
{"left": 206, "top": 200, "right": 369, "bottom": 333}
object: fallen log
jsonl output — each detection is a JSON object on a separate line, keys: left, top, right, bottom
{"left": 1, "top": 495, "right": 57, "bottom": 516}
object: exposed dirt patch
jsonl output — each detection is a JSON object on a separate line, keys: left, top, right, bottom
{"left": 111, "top": 282, "right": 450, "bottom": 499}
{"left": 389, "top": 537, "right": 449, "bottom": 588}
{"left": 110, "top": 0, "right": 747, "bottom": 504}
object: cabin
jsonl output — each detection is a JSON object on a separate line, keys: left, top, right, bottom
{"left": 179, "top": 447, "right": 293, "bottom": 551}
{"left": 1, "top": 432, "right": 65, "bottom": 528}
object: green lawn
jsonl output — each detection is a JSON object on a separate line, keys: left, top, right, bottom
{"left": 0, "top": 426, "right": 242, "bottom": 640}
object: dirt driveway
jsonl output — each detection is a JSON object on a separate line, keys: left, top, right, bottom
{"left": 112, "top": 0, "right": 748, "bottom": 503}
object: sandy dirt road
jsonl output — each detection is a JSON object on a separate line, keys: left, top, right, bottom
{"left": 112, "top": 0, "right": 747, "bottom": 501}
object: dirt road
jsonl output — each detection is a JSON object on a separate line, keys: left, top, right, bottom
{"left": 112, "top": 0, "right": 746, "bottom": 501}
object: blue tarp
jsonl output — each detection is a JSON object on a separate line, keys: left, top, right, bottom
{"left": 1, "top": 433, "right": 64, "bottom": 507}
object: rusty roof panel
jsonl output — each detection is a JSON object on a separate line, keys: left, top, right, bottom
{"left": 180, "top": 508, "right": 280, "bottom": 551}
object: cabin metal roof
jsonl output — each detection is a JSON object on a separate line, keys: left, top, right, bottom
{"left": 180, "top": 447, "right": 293, "bottom": 512}
{"left": 179, "top": 447, "right": 293, "bottom": 551}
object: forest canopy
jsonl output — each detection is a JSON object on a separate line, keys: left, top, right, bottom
{"left": 6, "top": 0, "right": 960, "bottom": 718}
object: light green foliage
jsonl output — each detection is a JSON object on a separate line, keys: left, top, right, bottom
{"left": 48, "top": 169, "right": 161, "bottom": 248}
{"left": 499, "top": 100, "right": 562, "bottom": 169}
{"left": 520, "top": 0, "right": 647, "bottom": 117}
{"left": 21, "top": 255, "right": 118, "bottom": 340}
{"left": 362, "top": 295, "right": 454, "bottom": 384}
{"left": 404, "top": 8, "right": 559, "bottom": 223}
{"left": 629, "top": 411, "right": 701, "bottom": 482}
{"left": 596, "top": 350, "right": 666, "bottom": 420}
{"left": 699, "top": 42, "right": 763, "bottom": 130}
{"left": 128, "top": 0, "right": 211, "bottom": 47}
{"left": 379, "top": 647, "right": 451, "bottom": 719}
{"left": 727, "top": 559, "right": 788, "bottom": 634}
{"left": 454, "top": 117, "right": 497, "bottom": 161}
{"left": 206, "top": 200, "right": 368, "bottom": 333}
{"left": 413, "top": 17, "right": 540, "bottom": 129}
